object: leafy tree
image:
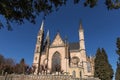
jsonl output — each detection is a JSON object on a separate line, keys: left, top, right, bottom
{"left": 4, "top": 58, "right": 15, "bottom": 74}
{"left": 115, "top": 64, "right": 120, "bottom": 80}
{"left": 0, "top": 54, "right": 15, "bottom": 75}
{"left": 14, "top": 63, "right": 21, "bottom": 74}
{"left": 0, "top": 0, "right": 120, "bottom": 30}
{"left": 101, "top": 48, "right": 113, "bottom": 80}
{"left": 19, "top": 58, "right": 28, "bottom": 74}
{"left": 0, "top": 54, "right": 31, "bottom": 75}
{"left": 115, "top": 37, "right": 120, "bottom": 80}
{"left": 94, "top": 48, "right": 102, "bottom": 78}
{"left": 116, "top": 37, "right": 120, "bottom": 62}
{"left": 0, "top": 54, "right": 4, "bottom": 64}
{"left": 13, "top": 58, "right": 28, "bottom": 74}
{"left": 0, "top": 54, "right": 5, "bottom": 75}
{"left": 20, "top": 58, "right": 26, "bottom": 73}
{"left": 94, "top": 48, "right": 113, "bottom": 80}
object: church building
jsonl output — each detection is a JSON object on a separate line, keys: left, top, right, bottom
{"left": 32, "top": 21, "right": 94, "bottom": 78}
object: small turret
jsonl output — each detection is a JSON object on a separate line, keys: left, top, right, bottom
{"left": 79, "top": 21, "right": 85, "bottom": 51}
{"left": 79, "top": 21, "right": 83, "bottom": 30}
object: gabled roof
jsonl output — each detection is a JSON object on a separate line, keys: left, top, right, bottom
{"left": 51, "top": 32, "right": 64, "bottom": 47}
{"left": 69, "top": 42, "right": 79, "bottom": 50}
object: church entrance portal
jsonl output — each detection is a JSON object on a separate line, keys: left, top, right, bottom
{"left": 52, "top": 52, "right": 61, "bottom": 72}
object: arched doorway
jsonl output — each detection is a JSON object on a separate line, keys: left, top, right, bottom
{"left": 52, "top": 52, "right": 61, "bottom": 72}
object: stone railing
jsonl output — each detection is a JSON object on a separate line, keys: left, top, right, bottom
{"left": 0, "top": 74, "right": 100, "bottom": 80}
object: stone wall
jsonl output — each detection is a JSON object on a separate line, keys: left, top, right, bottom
{"left": 0, "top": 74, "right": 100, "bottom": 80}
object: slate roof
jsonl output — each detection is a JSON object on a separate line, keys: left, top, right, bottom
{"left": 69, "top": 42, "right": 79, "bottom": 50}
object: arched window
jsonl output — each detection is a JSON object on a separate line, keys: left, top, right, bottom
{"left": 52, "top": 52, "right": 61, "bottom": 72}
{"left": 87, "top": 62, "right": 91, "bottom": 72}
{"left": 72, "top": 70, "right": 76, "bottom": 77}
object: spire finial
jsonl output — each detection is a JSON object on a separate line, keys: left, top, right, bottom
{"left": 79, "top": 20, "right": 83, "bottom": 30}
{"left": 40, "top": 20, "right": 44, "bottom": 30}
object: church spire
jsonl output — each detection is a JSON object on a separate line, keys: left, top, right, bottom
{"left": 38, "top": 20, "right": 44, "bottom": 36}
{"left": 79, "top": 20, "right": 83, "bottom": 31}
{"left": 45, "top": 30, "right": 50, "bottom": 44}
{"left": 33, "top": 20, "right": 44, "bottom": 74}
{"left": 44, "top": 30, "right": 50, "bottom": 46}
{"left": 79, "top": 21, "right": 86, "bottom": 51}
{"left": 40, "top": 20, "right": 44, "bottom": 30}
{"left": 46, "top": 30, "right": 49, "bottom": 38}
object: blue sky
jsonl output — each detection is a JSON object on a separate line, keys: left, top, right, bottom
{"left": 0, "top": 0, "right": 120, "bottom": 77}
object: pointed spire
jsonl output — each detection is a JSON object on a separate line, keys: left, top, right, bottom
{"left": 46, "top": 30, "right": 49, "bottom": 38}
{"left": 45, "top": 30, "right": 50, "bottom": 46}
{"left": 40, "top": 20, "right": 44, "bottom": 30}
{"left": 79, "top": 20, "right": 83, "bottom": 30}
{"left": 45, "top": 30, "right": 50, "bottom": 43}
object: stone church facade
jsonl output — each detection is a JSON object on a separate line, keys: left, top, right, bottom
{"left": 32, "top": 21, "right": 94, "bottom": 78}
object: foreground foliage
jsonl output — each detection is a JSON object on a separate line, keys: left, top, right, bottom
{"left": 115, "top": 37, "right": 120, "bottom": 80}
{"left": 0, "top": 0, "right": 120, "bottom": 30}
{"left": 0, "top": 54, "right": 32, "bottom": 75}
{"left": 94, "top": 48, "right": 113, "bottom": 80}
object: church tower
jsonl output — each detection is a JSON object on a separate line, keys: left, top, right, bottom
{"left": 33, "top": 20, "right": 44, "bottom": 74}
{"left": 79, "top": 22, "right": 88, "bottom": 76}
{"left": 79, "top": 21, "right": 86, "bottom": 57}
